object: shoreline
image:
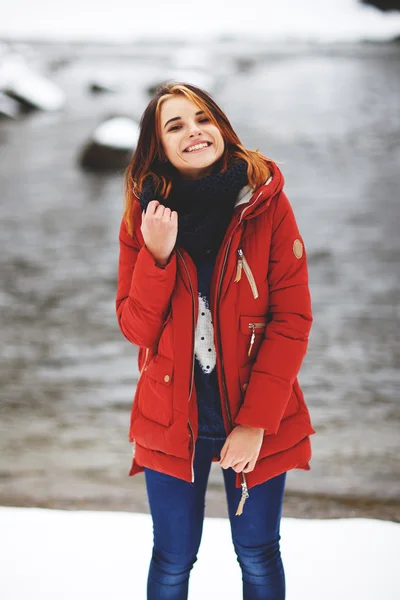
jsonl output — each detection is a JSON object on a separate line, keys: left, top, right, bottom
{"left": 1, "top": 490, "right": 399, "bottom": 523}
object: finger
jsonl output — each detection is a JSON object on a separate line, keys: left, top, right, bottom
{"left": 243, "top": 459, "right": 256, "bottom": 473}
{"left": 154, "top": 204, "right": 167, "bottom": 219}
{"left": 219, "top": 441, "right": 230, "bottom": 467}
{"left": 145, "top": 200, "right": 160, "bottom": 215}
{"left": 219, "top": 443, "right": 228, "bottom": 463}
{"left": 170, "top": 211, "right": 178, "bottom": 230}
{"left": 220, "top": 457, "right": 235, "bottom": 470}
{"left": 231, "top": 459, "right": 248, "bottom": 473}
{"left": 221, "top": 452, "right": 245, "bottom": 471}
{"left": 162, "top": 207, "right": 172, "bottom": 220}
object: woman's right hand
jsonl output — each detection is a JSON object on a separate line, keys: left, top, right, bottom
{"left": 140, "top": 201, "right": 178, "bottom": 267}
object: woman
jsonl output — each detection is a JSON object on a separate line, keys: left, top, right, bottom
{"left": 116, "top": 82, "right": 316, "bottom": 600}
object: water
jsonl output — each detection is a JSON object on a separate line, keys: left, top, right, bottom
{"left": 0, "top": 40, "right": 399, "bottom": 517}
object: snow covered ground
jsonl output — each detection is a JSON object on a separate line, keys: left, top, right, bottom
{"left": 1, "top": 506, "right": 399, "bottom": 599}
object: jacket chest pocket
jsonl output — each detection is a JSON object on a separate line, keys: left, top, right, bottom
{"left": 138, "top": 354, "right": 174, "bottom": 427}
{"left": 238, "top": 315, "right": 267, "bottom": 366}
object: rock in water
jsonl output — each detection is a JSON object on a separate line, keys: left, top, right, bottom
{"left": 88, "top": 81, "right": 117, "bottom": 95}
{"left": 361, "top": 1, "right": 400, "bottom": 10}
{"left": 0, "top": 92, "right": 19, "bottom": 119}
{"left": 0, "top": 53, "right": 65, "bottom": 112}
{"left": 79, "top": 116, "right": 140, "bottom": 173}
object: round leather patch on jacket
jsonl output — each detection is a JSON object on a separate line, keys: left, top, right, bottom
{"left": 293, "top": 239, "right": 303, "bottom": 258}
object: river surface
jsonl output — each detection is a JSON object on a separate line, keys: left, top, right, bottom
{"left": 0, "top": 40, "right": 399, "bottom": 519}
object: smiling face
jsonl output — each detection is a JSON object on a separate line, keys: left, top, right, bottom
{"left": 159, "top": 94, "right": 225, "bottom": 180}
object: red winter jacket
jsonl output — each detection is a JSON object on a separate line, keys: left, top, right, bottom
{"left": 116, "top": 160, "right": 316, "bottom": 511}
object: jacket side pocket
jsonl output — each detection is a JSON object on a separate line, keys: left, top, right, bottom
{"left": 138, "top": 354, "right": 174, "bottom": 427}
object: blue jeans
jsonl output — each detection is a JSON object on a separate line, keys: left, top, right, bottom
{"left": 144, "top": 437, "right": 287, "bottom": 600}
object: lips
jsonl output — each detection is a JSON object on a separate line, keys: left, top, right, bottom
{"left": 183, "top": 141, "right": 212, "bottom": 153}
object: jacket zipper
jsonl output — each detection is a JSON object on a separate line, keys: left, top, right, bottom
{"left": 140, "top": 347, "right": 150, "bottom": 376}
{"left": 239, "top": 191, "right": 263, "bottom": 223}
{"left": 234, "top": 248, "right": 259, "bottom": 299}
{"left": 215, "top": 191, "right": 263, "bottom": 514}
{"left": 247, "top": 322, "right": 266, "bottom": 357}
{"left": 176, "top": 248, "right": 196, "bottom": 483}
{"left": 216, "top": 238, "right": 250, "bottom": 516}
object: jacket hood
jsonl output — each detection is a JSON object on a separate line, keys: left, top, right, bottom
{"left": 234, "top": 160, "right": 285, "bottom": 222}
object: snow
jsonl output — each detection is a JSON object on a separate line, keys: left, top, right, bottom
{"left": 92, "top": 117, "right": 140, "bottom": 149}
{"left": 1, "top": 0, "right": 400, "bottom": 43}
{"left": 1, "top": 506, "right": 399, "bottom": 599}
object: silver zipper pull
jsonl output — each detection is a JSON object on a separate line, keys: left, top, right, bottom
{"left": 248, "top": 324, "right": 256, "bottom": 356}
{"left": 235, "top": 481, "right": 249, "bottom": 516}
{"left": 234, "top": 248, "right": 243, "bottom": 282}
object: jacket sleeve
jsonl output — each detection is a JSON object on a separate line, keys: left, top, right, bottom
{"left": 116, "top": 216, "right": 177, "bottom": 348}
{"left": 234, "top": 191, "right": 313, "bottom": 434}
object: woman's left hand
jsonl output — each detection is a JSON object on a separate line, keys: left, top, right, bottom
{"left": 219, "top": 425, "right": 264, "bottom": 473}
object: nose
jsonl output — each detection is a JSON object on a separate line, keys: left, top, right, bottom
{"left": 188, "top": 121, "right": 202, "bottom": 137}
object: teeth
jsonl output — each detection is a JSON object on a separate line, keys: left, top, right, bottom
{"left": 186, "top": 142, "right": 209, "bottom": 152}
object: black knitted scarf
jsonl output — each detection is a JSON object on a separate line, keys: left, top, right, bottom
{"left": 139, "top": 160, "right": 248, "bottom": 260}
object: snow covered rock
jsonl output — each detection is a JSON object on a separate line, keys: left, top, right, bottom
{"left": 79, "top": 116, "right": 140, "bottom": 172}
{"left": 88, "top": 80, "right": 117, "bottom": 95}
{"left": 0, "top": 52, "right": 65, "bottom": 112}
{"left": 362, "top": 1, "right": 400, "bottom": 10}
{"left": 0, "top": 92, "right": 19, "bottom": 119}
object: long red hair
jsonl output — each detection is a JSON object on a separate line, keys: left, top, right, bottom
{"left": 123, "top": 82, "right": 272, "bottom": 236}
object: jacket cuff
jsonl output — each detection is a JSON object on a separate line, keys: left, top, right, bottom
{"left": 129, "top": 245, "right": 176, "bottom": 308}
